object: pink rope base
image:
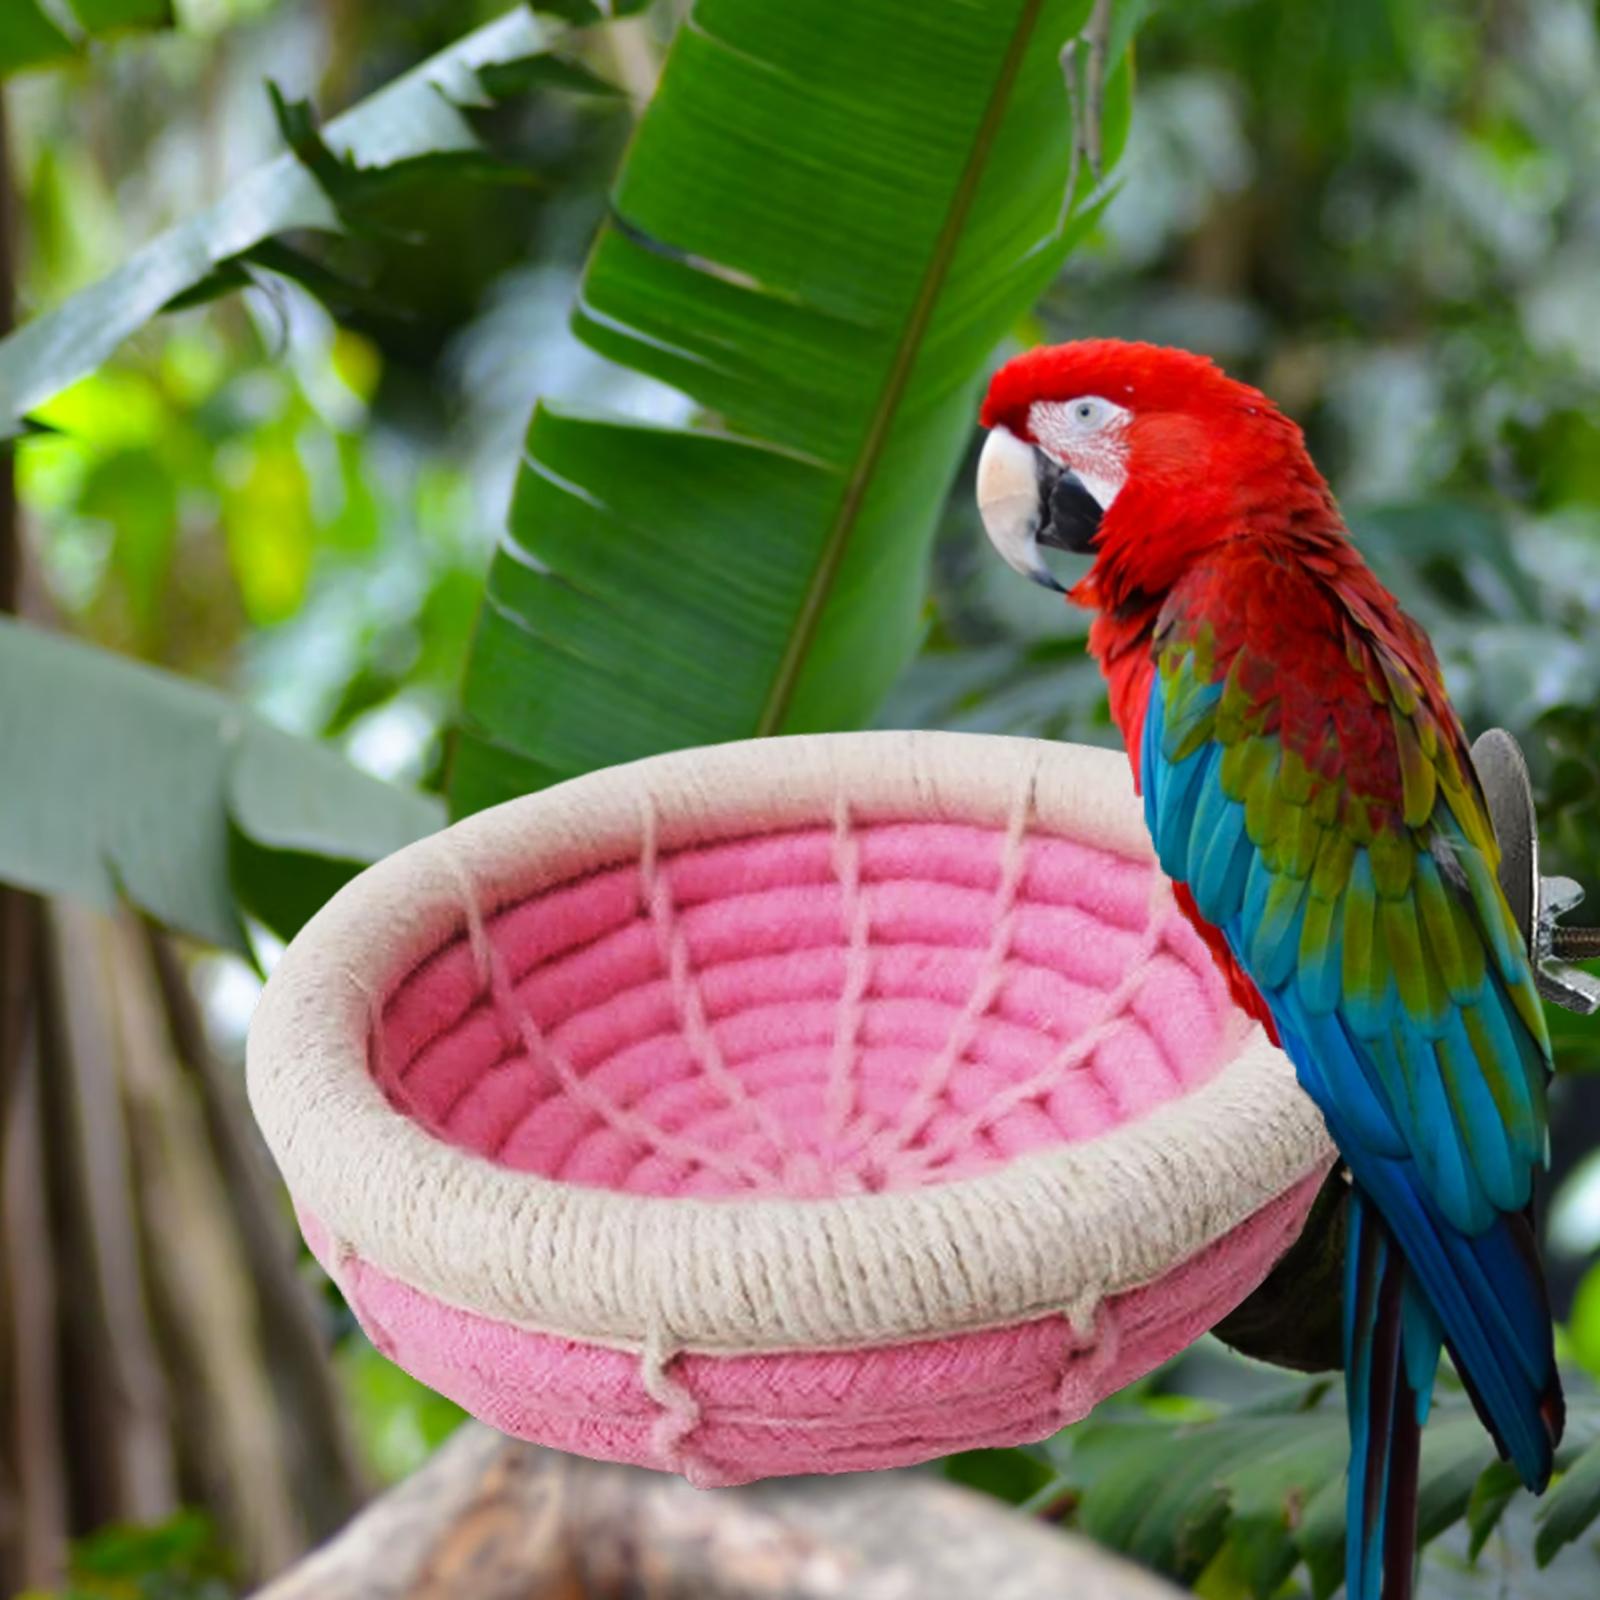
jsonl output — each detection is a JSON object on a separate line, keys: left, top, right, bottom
{"left": 303, "top": 1170, "right": 1324, "bottom": 1488}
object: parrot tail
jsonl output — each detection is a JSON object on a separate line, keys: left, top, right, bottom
{"left": 1344, "top": 1185, "right": 1433, "bottom": 1600}
{"left": 1337, "top": 1138, "right": 1565, "bottom": 1495}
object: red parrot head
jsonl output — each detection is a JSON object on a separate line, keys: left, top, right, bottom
{"left": 975, "top": 339, "right": 1338, "bottom": 606}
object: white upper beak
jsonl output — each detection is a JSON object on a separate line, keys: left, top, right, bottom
{"left": 975, "top": 425, "right": 1063, "bottom": 592}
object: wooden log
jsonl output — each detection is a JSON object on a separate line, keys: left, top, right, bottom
{"left": 253, "top": 1425, "right": 1184, "bottom": 1600}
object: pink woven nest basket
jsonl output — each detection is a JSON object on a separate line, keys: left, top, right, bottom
{"left": 248, "top": 731, "right": 1333, "bottom": 1487}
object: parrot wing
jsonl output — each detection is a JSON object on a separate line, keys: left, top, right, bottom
{"left": 1139, "top": 545, "right": 1561, "bottom": 1488}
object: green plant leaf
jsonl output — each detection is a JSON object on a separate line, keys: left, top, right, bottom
{"left": 67, "top": 0, "right": 174, "bottom": 31}
{"left": 1045, "top": 1377, "right": 1600, "bottom": 1600}
{"left": 1537, "top": 1434, "right": 1600, "bottom": 1566}
{"left": 533, "top": 0, "right": 653, "bottom": 22}
{"left": 1062, "top": 1390, "right": 1349, "bottom": 1593}
{"left": 943, "top": 1446, "right": 1057, "bottom": 1506}
{"left": 475, "top": 50, "right": 624, "bottom": 99}
{"left": 0, "top": 5, "right": 565, "bottom": 424}
{"left": 1466, "top": 1459, "right": 1523, "bottom": 1559}
{"left": 0, "top": 619, "right": 441, "bottom": 951}
{"left": 449, "top": 0, "right": 1134, "bottom": 814}
{"left": 56, "top": 1507, "right": 232, "bottom": 1599}
{"left": 0, "top": 0, "right": 174, "bottom": 76}
{"left": 0, "top": 4, "right": 78, "bottom": 74}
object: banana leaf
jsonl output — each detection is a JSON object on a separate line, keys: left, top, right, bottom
{"left": 449, "top": 0, "right": 1133, "bottom": 813}
{"left": 0, "top": 619, "right": 441, "bottom": 951}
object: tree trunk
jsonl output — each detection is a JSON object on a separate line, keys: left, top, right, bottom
{"left": 2, "top": 897, "right": 369, "bottom": 1588}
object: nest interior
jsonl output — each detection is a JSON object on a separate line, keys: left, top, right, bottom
{"left": 371, "top": 814, "right": 1248, "bottom": 1201}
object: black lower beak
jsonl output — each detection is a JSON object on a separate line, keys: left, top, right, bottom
{"left": 1034, "top": 452, "right": 1104, "bottom": 554}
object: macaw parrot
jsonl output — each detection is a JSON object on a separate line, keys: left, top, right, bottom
{"left": 974, "top": 339, "right": 1562, "bottom": 1600}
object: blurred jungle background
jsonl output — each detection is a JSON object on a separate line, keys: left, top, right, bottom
{"left": 5, "top": 0, "right": 1600, "bottom": 1596}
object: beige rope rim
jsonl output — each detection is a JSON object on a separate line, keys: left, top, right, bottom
{"left": 247, "top": 731, "right": 1333, "bottom": 1356}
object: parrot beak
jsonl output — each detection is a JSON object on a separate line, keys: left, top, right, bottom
{"left": 976, "top": 426, "right": 1105, "bottom": 592}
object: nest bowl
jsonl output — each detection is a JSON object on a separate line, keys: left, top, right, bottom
{"left": 248, "top": 731, "right": 1333, "bottom": 1486}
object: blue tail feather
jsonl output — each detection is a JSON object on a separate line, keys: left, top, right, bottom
{"left": 1345, "top": 1187, "right": 1427, "bottom": 1600}
{"left": 1262, "top": 987, "right": 1560, "bottom": 1494}
{"left": 1330, "top": 1119, "right": 1560, "bottom": 1491}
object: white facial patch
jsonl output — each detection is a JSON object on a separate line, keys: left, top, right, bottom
{"left": 1028, "top": 396, "right": 1131, "bottom": 510}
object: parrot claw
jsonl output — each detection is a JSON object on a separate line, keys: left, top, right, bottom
{"left": 1470, "top": 728, "right": 1600, "bottom": 1013}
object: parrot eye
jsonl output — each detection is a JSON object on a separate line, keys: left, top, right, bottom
{"left": 1068, "top": 396, "right": 1113, "bottom": 429}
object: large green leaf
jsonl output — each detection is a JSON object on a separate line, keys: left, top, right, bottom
{"left": 0, "top": 619, "right": 441, "bottom": 951}
{"left": 0, "top": 5, "right": 565, "bottom": 426}
{"left": 448, "top": 0, "right": 1132, "bottom": 814}
{"left": 1032, "top": 1374, "right": 1600, "bottom": 1600}
{"left": 0, "top": 0, "right": 174, "bottom": 76}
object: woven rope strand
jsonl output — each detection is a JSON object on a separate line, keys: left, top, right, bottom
{"left": 1079, "top": 870, "right": 1196, "bottom": 1111}
{"left": 441, "top": 845, "right": 775, "bottom": 1191}
{"left": 637, "top": 797, "right": 793, "bottom": 1189}
{"left": 822, "top": 790, "right": 872, "bottom": 1148}
{"left": 641, "top": 1329, "right": 703, "bottom": 1482}
{"left": 364, "top": 985, "right": 412, "bottom": 1116}
{"left": 865, "top": 763, "right": 1037, "bottom": 1177}
{"left": 899, "top": 883, "right": 1180, "bottom": 1180}
{"left": 1056, "top": 1301, "right": 1120, "bottom": 1423}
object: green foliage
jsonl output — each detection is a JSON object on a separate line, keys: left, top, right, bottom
{"left": 0, "top": 6, "right": 79, "bottom": 75}
{"left": 448, "top": 0, "right": 1132, "bottom": 812}
{"left": 337, "top": 1336, "right": 466, "bottom": 1485}
{"left": 1539, "top": 1435, "right": 1600, "bottom": 1567}
{"left": 18, "top": 1510, "right": 234, "bottom": 1600}
{"left": 944, "top": 1445, "right": 1059, "bottom": 1506}
{"left": 0, "top": 4, "right": 573, "bottom": 427}
{"left": 989, "top": 1368, "right": 1600, "bottom": 1599}
{"left": 534, "top": 0, "right": 655, "bottom": 21}
{"left": 23, "top": 328, "right": 354, "bottom": 649}
{"left": 0, "top": 619, "right": 441, "bottom": 950}
{"left": 0, "top": 0, "right": 173, "bottom": 77}
{"left": 1571, "top": 1259, "right": 1600, "bottom": 1378}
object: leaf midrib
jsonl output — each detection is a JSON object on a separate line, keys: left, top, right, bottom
{"left": 753, "top": 0, "right": 1050, "bottom": 735}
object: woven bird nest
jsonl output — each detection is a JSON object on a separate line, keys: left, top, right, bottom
{"left": 248, "top": 732, "right": 1334, "bottom": 1487}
